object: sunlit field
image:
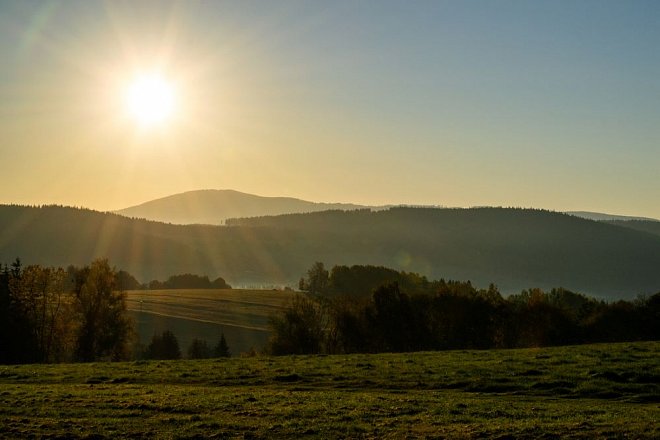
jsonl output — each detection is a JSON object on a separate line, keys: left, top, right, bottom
{"left": 1, "top": 341, "right": 658, "bottom": 438}
{"left": 126, "top": 289, "right": 296, "bottom": 354}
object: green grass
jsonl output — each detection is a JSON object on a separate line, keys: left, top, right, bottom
{"left": 1, "top": 341, "right": 658, "bottom": 439}
{"left": 126, "top": 289, "right": 296, "bottom": 354}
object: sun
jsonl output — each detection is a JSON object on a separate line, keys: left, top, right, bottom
{"left": 125, "top": 73, "right": 176, "bottom": 127}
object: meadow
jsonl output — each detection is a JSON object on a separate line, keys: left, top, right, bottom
{"left": 126, "top": 289, "right": 296, "bottom": 354}
{"left": 0, "top": 341, "right": 658, "bottom": 438}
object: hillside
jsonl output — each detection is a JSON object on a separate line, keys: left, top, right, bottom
{"left": 114, "top": 189, "right": 371, "bottom": 225}
{"left": 225, "top": 207, "right": 660, "bottom": 296}
{"left": 2, "top": 205, "right": 660, "bottom": 298}
{"left": 126, "top": 289, "right": 296, "bottom": 355}
{"left": 566, "top": 211, "right": 658, "bottom": 222}
{"left": 606, "top": 219, "right": 660, "bottom": 237}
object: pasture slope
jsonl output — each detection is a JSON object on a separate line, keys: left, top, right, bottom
{"left": 0, "top": 341, "right": 658, "bottom": 438}
{"left": 126, "top": 289, "right": 296, "bottom": 355}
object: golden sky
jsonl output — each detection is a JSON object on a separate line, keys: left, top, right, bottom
{"left": 1, "top": 1, "right": 659, "bottom": 218}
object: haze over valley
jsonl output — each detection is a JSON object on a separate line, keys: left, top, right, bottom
{"left": 2, "top": 195, "right": 659, "bottom": 299}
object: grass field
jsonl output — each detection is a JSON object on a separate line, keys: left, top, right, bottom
{"left": 1, "top": 341, "right": 658, "bottom": 438}
{"left": 126, "top": 289, "right": 296, "bottom": 355}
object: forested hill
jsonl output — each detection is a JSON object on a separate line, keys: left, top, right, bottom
{"left": 114, "top": 189, "right": 370, "bottom": 225}
{"left": 1, "top": 205, "right": 660, "bottom": 298}
{"left": 606, "top": 219, "right": 660, "bottom": 238}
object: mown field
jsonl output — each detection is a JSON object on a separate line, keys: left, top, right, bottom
{"left": 1, "top": 341, "right": 658, "bottom": 439}
{"left": 126, "top": 289, "right": 296, "bottom": 354}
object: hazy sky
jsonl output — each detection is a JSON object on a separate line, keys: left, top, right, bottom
{"left": 1, "top": 1, "right": 659, "bottom": 217}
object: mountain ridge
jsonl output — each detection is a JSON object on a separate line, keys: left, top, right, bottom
{"left": 566, "top": 211, "right": 659, "bottom": 222}
{"left": 2, "top": 204, "right": 660, "bottom": 299}
{"left": 114, "top": 189, "right": 375, "bottom": 225}
{"left": 113, "top": 189, "right": 658, "bottom": 226}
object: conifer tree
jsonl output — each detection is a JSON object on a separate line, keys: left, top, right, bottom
{"left": 146, "top": 330, "right": 181, "bottom": 360}
{"left": 214, "top": 333, "right": 231, "bottom": 357}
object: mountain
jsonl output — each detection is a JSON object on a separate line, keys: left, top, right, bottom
{"left": 2, "top": 204, "right": 660, "bottom": 299}
{"left": 117, "top": 193, "right": 659, "bottom": 226}
{"left": 566, "top": 212, "right": 660, "bottom": 237}
{"left": 566, "top": 211, "right": 659, "bottom": 222}
{"left": 114, "top": 189, "right": 372, "bottom": 225}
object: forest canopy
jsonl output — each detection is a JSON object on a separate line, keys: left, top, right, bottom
{"left": 2, "top": 204, "right": 660, "bottom": 298}
{"left": 0, "top": 258, "right": 133, "bottom": 364}
{"left": 270, "top": 263, "right": 660, "bottom": 355}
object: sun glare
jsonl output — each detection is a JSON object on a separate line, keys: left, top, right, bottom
{"left": 125, "top": 73, "right": 176, "bottom": 127}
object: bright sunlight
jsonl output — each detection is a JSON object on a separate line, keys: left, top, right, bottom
{"left": 125, "top": 73, "right": 176, "bottom": 127}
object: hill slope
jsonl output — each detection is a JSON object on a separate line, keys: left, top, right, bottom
{"left": 566, "top": 211, "right": 658, "bottom": 222}
{"left": 114, "top": 189, "right": 371, "bottom": 225}
{"left": 126, "top": 288, "right": 295, "bottom": 355}
{"left": 606, "top": 219, "right": 660, "bottom": 237}
{"left": 1, "top": 205, "right": 660, "bottom": 298}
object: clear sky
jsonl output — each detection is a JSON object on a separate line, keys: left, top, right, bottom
{"left": 1, "top": 1, "right": 659, "bottom": 217}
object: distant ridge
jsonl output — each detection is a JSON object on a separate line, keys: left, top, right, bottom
{"left": 114, "top": 189, "right": 373, "bottom": 225}
{"left": 566, "top": 211, "right": 659, "bottom": 222}
{"left": 606, "top": 219, "right": 660, "bottom": 238}
{"left": 2, "top": 204, "right": 660, "bottom": 299}
{"left": 115, "top": 190, "right": 659, "bottom": 226}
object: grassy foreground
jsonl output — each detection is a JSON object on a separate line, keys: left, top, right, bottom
{"left": 0, "top": 342, "right": 658, "bottom": 439}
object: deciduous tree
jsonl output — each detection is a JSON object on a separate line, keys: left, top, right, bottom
{"left": 73, "top": 259, "right": 133, "bottom": 361}
{"left": 10, "top": 265, "right": 72, "bottom": 362}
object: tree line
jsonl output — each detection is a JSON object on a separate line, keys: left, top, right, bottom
{"left": 141, "top": 330, "right": 231, "bottom": 360}
{"left": 299, "top": 262, "right": 440, "bottom": 297}
{"left": 0, "top": 258, "right": 132, "bottom": 363}
{"left": 1, "top": 258, "right": 233, "bottom": 364}
{"left": 116, "top": 271, "right": 231, "bottom": 291}
{"left": 146, "top": 273, "right": 231, "bottom": 290}
{"left": 268, "top": 263, "right": 660, "bottom": 355}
